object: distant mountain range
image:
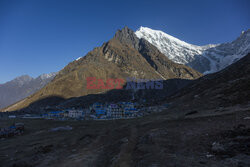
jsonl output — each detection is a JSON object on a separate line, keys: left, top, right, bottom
{"left": 135, "top": 27, "right": 250, "bottom": 74}
{"left": 2, "top": 26, "right": 249, "bottom": 112}
{"left": 3, "top": 27, "right": 202, "bottom": 112}
{"left": 0, "top": 73, "right": 57, "bottom": 109}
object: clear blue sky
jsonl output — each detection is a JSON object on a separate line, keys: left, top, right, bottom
{"left": 0, "top": 0, "right": 249, "bottom": 83}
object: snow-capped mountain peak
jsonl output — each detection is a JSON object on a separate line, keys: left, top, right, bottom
{"left": 135, "top": 27, "right": 214, "bottom": 66}
{"left": 136, "top": 26, "right": 201, "bottom": 50}
{"left": 135, "top": 26, "right": 250, "bottom": 74}
{"left": 38, "top": 72, "right": 57, "bottom": 80}
{"left": 75, "top": 57, "right": 82, "bottom": 61}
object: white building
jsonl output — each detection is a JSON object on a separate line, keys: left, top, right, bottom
{"left": 107, "top": 104, "right": 123, "bottom": 119}
{"left": 8, "top": 115, "right": 16, "bottom": 119}
{"left": 68, "top": 110, "right": 84, "bottom": 118}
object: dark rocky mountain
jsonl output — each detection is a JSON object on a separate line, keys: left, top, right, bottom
{"left": 0, "top": 73, "right": 57, "bottom": 110}
{"left": 166, "top": 53, "right": 250, "bottom": 112}
{"left": 3, "top": 27, "right": 202, "bottom": 112}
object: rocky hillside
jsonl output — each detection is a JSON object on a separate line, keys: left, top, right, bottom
{"left": 3, "top": 27, "right": 202, "bottom": 112}
{"left": 166, "top": 53, "right": 250, "bottom": 112}
{"left": 135, "top": 27, "right": 250, "bottom": 74}
{"left": 0, "top": 73, "right": 56, "bottom": 109}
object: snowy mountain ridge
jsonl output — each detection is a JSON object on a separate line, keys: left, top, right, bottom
{"left": 39, "top": 72, "right": 57, "bottom": 80}
{"left": 135, "top": 27, "right": 250, "bottom": 74}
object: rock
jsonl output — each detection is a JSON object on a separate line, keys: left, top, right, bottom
{"left": 120, "top": 137, "right": 129, "bottom": 143}
{"left": 36, "top": 144, "right": 53, "bottom": 154}
{"left": 211, "top": 142, "right": 226, "bottom": 153}
{"left": 185, "top": 110, "right": 198, "bottom": 116}
{"left": 49, "top": 126, "right": 73, "bottom": 132}
{"left": 206, "top": 154, "right": 214, "bottom": 158}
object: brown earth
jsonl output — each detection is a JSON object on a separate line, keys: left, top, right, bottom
{"left": 1, "top": 106, "right": 250, "bottom": 167}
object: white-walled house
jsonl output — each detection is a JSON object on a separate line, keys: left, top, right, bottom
{"left": 107, "top": 104, "right": 123, "bottom": 119}
{"left": 68, "top": 110, "right": 84, "bottom": 118}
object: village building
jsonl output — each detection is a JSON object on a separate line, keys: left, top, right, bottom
{"left": 124, "top": 108, "right": 138, "bottom": 118}
{"left": 64, "top": 111, "right": 69, "bottom": 117}
{"left": 41, "top": 102, "right": 141, "bottom": 120}
{"left": 122, "top": 102, "right": 138, "bottom": 118}
{"left": 107, "top": 104, "right": 123, "bottom": 119}
{"left": 48, "top": 111, "right": 64, "bottom": 118}
{"left": 8, "top": 115, "right": 16, "bottom": 119}
{"left": 68, "top": 109, "right": 84, "bottom": 118}
{"left": 91, "top": 102, "right": 106, "bottom": 118}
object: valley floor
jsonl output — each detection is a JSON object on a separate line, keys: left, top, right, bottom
{"left": 0, "top": 106, "right": 250, "bottom": 167}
